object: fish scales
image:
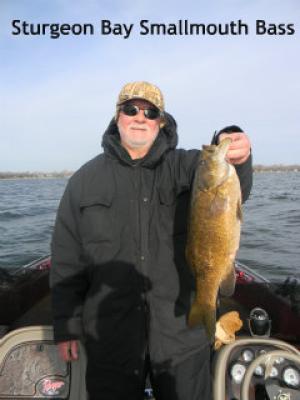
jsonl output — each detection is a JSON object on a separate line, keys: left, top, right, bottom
{"left": 185, "top": 138, "right": 242, "bottom": 341}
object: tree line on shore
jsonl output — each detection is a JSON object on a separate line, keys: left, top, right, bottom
{"left": 0, "top": 170, "right": 73, "bottom": 179}
{"left": 0, "top": 165, "right": 300, "bottom": 179}
{"left": 253, "top": 165, "right": 300, "bottom": 172}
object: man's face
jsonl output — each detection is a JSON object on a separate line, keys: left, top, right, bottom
{"left": 117, "top": 99, "right": 161, "bottom": 156}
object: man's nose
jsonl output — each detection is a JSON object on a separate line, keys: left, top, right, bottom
{"left": 134, "top": 110, "right": 146, "bottom": 122}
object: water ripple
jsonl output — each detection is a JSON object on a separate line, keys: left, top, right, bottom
{"left": 0, "top": 173, "right": 300, "bottom": 281}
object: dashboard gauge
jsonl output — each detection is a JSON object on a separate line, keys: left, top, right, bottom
{"left": 254, "top": 365, "right": 264, "bottom": 377}
{"left": 242, "top": 349, "right": 255, "bottom": 363}
{"left": 230, "top": 363, "right": 246, "bottom": 384}
{"left": 283, "top": 367, "right": 300, "bottom": 388}
{"left": 269, "top": 366, "right": 279, "bottom": 378}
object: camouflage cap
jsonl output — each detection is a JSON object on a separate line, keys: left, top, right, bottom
{"left": 117, "top": 81, "right": 165, "bottom": 112}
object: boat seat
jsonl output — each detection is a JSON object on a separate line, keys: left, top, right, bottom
{"left": 0, "top": 325, "right": 87, "bottom": 399}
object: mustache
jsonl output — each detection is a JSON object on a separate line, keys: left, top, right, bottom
{"left": 129, "top": 124, "right": 149, "bottom": 131}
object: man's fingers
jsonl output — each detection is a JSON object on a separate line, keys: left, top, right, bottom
{"left": 70, "top": 340, "right": 79, "bottom": 360}
{"left": 226, "top": 139, "right": 247, "bottom": 150}
{"left": 219, "top": 132, "right": 240, "bottom": 142}
{"left": 218, "top": 132, "right": 251, "bottom": 165}
{"left": 227, "top": 149, "right": 250, "bottom": 165}
{"left": 227, "top": 154, "right": 249, "bottom": 165}
{"left": 58, "top": 342, "right": 70, "bottom": 361}
{"left": 227, "top": 148, "right": 247, "bottom": 160}
{"left": 57, "top": 340, "right": 79, "bottom": 362}
{"left": 219, "top": 132, "right": 249, "bottom": 146}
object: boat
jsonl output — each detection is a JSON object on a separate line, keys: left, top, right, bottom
{"left": 0, "top": 256, "right": 299, "bottom": 399}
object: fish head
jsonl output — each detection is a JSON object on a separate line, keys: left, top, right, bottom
{"left": 195, "top": 138, "right": 232, "bottom": 190}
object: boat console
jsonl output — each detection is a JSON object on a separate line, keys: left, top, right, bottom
{"left": 213, "top": 337, "right": 300, "bottom": 400}
{"left": 0, "top": 327, "right": 299, "bottom": 399}
{"left": 213, "top": 307, "right": 300, "bottom": 400}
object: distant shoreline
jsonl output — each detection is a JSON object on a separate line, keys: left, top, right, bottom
{"left": 253, "top": 165, "right": 300, "bottom": 172}
{"left": 0, "top": 166, "right": 300, "bottom": 179}
{"left": 0, "top": 171, "right": 73, "bottom": 180}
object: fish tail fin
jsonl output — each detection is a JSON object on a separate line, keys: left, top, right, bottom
{"left": 188, "top": 302, "right": 216, "bottom": 341}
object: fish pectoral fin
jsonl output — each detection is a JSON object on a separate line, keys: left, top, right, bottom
{"left": 237, "top": 200, "right": 243, "bottom": 222}
{"left": 188, "top": 302, "right": 216, "bottom": 341}
{"left": 210, "top": 196, "right": 228, "bottom": 216}
{"left": 220, "top": 264, "right": 236, "bottom": 296}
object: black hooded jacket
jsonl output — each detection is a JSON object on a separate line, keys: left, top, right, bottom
{"left": 50, "top": 113, "right": 252, "bottom": 375}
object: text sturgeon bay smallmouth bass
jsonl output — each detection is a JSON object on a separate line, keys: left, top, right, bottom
{"left": 186, "top": 138, "right": 242, "bottom": 340}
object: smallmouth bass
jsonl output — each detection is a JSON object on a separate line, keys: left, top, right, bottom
{"left": 185, "top": 138, "right": 242, "bottom": 340}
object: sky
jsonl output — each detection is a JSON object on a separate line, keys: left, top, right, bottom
{"left": 1, "top": 0, "right": 299, "bottom": 171}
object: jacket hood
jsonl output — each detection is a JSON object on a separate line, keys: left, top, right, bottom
{"left": 101, "top": 112, "right": 178, "bottom": 168}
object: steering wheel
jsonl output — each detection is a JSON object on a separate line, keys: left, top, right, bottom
{"left": 240, "top": 350, "right": 300, "bottom": 400}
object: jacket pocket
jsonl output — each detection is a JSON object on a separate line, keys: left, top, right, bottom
{"left": 79, "top": 193, "right": 121, "bottom": 265}
{"left": 79, "top": 194, "right": 114, "bottom": 244}
{"left": 158, "top": 189, "right": 177, "bottom": 236}
{"left": 159, "top": 188, "right": 190, "bottom": 237}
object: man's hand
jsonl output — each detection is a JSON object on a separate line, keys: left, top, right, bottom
{"left": 57, "top": 340, "right": 79, "bottom": 362}
{"left": 218, "top": 132, "right": 251, "bottom": 165}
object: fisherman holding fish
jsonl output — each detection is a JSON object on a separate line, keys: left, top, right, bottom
{"left": 50, "top": 81, "right": 252, "bottom": 400}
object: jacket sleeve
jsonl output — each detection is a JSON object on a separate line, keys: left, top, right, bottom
{"left": 232, "top": 154, "right": 253, "bottom": 203}
{"left": 50, "top": 173, "right": 88, "bottom": 343}
{"left": 211, "top": 130, "right": 253, "bottom": 203}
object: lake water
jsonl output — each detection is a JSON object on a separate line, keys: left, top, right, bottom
{"left": 0, "top": 172, "right": 299, "bottom": 281}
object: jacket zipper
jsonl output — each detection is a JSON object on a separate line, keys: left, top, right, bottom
{"left": 134, "top": 164, "right": 150, "bottom": 369}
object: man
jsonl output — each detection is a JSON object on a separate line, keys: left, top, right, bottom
{"left": 50, "top": 81, "right": 252, "bottom": 400}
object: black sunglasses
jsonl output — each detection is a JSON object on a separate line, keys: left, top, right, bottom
{"left": 120, "top": 104, "right": 161, "bottom": 120}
